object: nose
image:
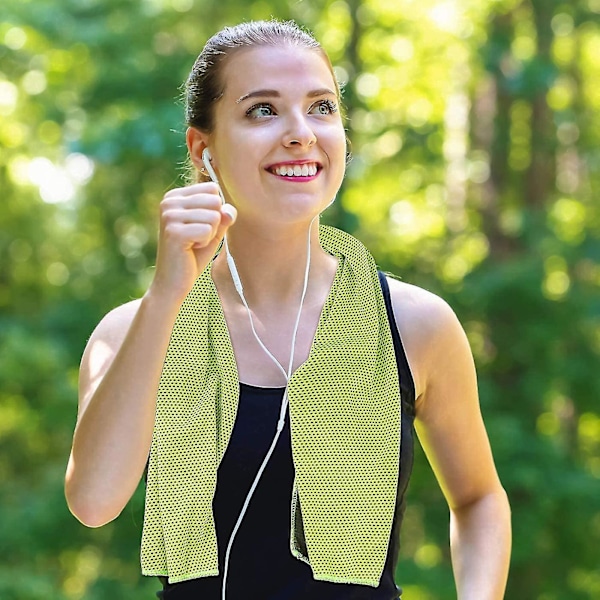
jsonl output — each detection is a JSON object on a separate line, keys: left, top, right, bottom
{"left": 283, "top": 112, "right": 316, "bottom": 148}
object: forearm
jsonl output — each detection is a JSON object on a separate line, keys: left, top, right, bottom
{"left": 449, "top": 488, "right": 511, "bottom": 600}
{"left": 65, "top": 290, "right": 181, "bottom": 526}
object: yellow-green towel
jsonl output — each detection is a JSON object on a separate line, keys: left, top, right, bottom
{"left": 141, "top": 225, "right": 401, "bottom": 586}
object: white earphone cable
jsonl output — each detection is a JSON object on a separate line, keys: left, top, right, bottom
{"left": 200, "top": 148, "right": 316, "bottom": 599}
{"left": 221, "top": 218, "right": 315, "bottom": 600}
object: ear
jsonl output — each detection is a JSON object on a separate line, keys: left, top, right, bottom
{"left": 186, "top": 127, "right": 211, "bottom": 170}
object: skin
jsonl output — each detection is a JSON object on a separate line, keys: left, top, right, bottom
{"left": 65, "top": 45, "right": 511, "bottom": 599}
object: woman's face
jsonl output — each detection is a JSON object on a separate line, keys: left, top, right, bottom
{"left": 202, "top": 45, "right": 347, "bottom": 225}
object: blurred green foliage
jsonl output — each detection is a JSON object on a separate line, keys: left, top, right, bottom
{"left": 1, "top": 0, "right": 599, "bottom": 598}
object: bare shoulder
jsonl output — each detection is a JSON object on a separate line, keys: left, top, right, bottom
{"left": 384, "top": 276, "right": 470, "bottom": 399}
{"left": 385, "top": 275, "right": 463, "bottom": 350}
{"left": 385, "top": 276, "right": 457, "bottom": 328}
{"left": 85, "top": 298, "right": 143, "bottom": 353}
{"left": 78, "top": 298, "right": 143, "bottom": 415}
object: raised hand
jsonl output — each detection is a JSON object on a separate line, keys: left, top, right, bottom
{"left": 150, "top": 182, "right": 237, "bottom": 304}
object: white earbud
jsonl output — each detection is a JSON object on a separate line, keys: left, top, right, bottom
{"left": 200, "top": 147, "right": 244, "bottom": 297}
{"left": 201, "top": 147, "right": 225, "bottom": 201}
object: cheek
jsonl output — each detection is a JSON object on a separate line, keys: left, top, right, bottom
{"left": 218, "top": 152, "right": 265, "bottom": 202}
{"left": 327, "top": 123, "right": 347, "bottom": 155}
{"left": 327, "top": 126, "right": 348, "bottom": 172}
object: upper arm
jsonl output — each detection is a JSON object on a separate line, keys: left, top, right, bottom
{"left": 386, "top": 277, "right": 503, "bottom": 510}
{"left": 77, "top": 299, "right": 142, "bottom": 422}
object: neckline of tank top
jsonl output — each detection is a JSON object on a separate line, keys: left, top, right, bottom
{"left": 240, "top": 381, "right": 286, "bottom": 393}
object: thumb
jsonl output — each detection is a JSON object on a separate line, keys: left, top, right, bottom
{"left": 219, "top": 203, "right": 237, "bottom": 231}
{"left": 194, "top": 203, "right": 237, "bottom": 257}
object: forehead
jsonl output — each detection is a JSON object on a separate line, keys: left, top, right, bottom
{"left": 220, "top": 45, "right": 337, "bottom": 100}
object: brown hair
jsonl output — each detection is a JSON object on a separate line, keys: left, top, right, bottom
{"left": 183, "top": 19, "right": 342, "bottom": 182}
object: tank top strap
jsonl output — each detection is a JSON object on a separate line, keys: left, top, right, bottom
{"left": 377, "top": 271, "right": 416, "bottom": 417}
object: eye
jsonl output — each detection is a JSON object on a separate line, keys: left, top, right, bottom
{"left": 309, "top": 99, "right": 338, "bottom": 116}
{"left": 246, "top": 103, "right": 276, "bottom": 119}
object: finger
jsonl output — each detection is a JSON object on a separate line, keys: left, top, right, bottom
{"left": 214, "top": 204, "right": 237, "bottom": 238}
{"left": 220, "top": 203, "right": 237, "bottom": 226}
{"left": 161, "top": 208, "right": 222, "bottom": 226}
{"left": 161, "top": 195, "right": 222, "bottom": 214}
{"left": 163, "top": 182, "right": 220, "bottom": 200}
{"left": 163, "top": 222, "right": 216, "bottom": 248}
{"left": 192, "top": 204, "right": 236, "bottom": 251}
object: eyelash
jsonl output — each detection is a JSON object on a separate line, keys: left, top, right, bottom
{"left": 314, "top": 99, "right": 339, "bottom": 115}
{"left": 245, "top": 99, "right": 339, "bottom": 119}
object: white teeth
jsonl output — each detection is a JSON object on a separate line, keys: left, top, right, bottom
{"left": 274, "top": 163, "right": 318, "bottom": 177}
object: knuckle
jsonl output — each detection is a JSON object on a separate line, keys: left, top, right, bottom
{"left": 163, "top": 222, "right": 181, "bottom": 238}
{"left": 160, "top": 207, "right": 178, "bottom": 224}
{"left": 190, "top": 224, "right": 212, "bottom": 246}
{"left": 160, "top": 197, "right": 178, "bottom": 213}
{"left": 199, "top": 223, "right": 213, "bottom": 237}
{"left": 205, "top": 195, "right": 222, "bottom": 210}
{"left": 205, "top": 210, "right": 221, "bottom": 226}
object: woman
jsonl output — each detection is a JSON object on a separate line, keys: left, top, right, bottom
{"left": 65, "top": 19, "right": 511, "bottom": 600}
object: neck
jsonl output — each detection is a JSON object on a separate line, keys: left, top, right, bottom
{"left": 212, "top": 219, "right": 335, "bottom": 310}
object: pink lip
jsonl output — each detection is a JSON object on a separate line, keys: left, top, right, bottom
{"left": 265, "top": 159, "right": 322, "bottom": 169}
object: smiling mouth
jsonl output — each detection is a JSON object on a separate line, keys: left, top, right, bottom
{"left": 269, "top": 163, "right": 320, "bottom": 178}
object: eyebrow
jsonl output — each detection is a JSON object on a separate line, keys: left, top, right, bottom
{"left": 235, "top": 88, "right": 337, "bottom": 104}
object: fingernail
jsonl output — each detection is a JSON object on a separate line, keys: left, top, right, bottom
{"left": 222, "top": 204, "right": 236, "bottom": 220}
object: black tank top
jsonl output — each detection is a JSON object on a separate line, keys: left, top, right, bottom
{"left": 157, "top": 272, "right": 416, "bottom": 599}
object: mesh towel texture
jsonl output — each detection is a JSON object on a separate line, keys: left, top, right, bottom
{"left": 141, "top": 226, "right": 401, "bottom": 586}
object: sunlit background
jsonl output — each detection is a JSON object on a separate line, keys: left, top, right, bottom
{"left": 1, "top": 0, "right": 599, "bottom": 598}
